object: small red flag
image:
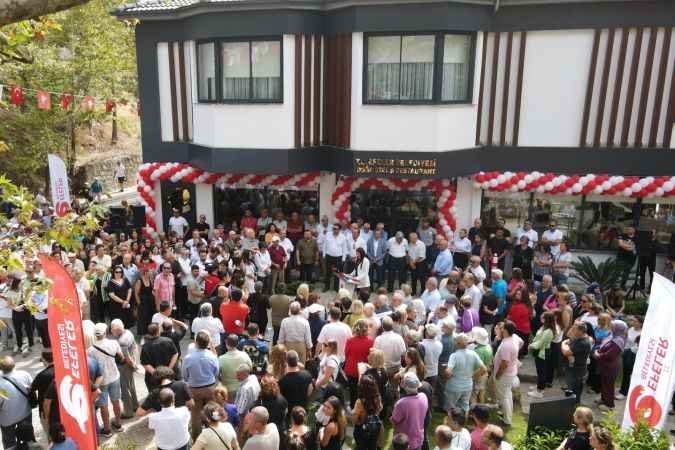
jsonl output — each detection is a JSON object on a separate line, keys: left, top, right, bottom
{"left": 105, "top": 99, "right": 114, "bottom": 113}
{"left": 82, "top": 95, "right": 94, "bottom": 111}
{"left": 61, "top": 93, "right": 73, "bottom": 109}
{"left": 37, "top": 90, "right": 51, "bottom": 110}
{"left": 10, "top": 86, "right": 23, "bottom": 106}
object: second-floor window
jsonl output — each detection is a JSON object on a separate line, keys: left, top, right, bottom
{"left": 197, "top": 38, "right": 282, "bottom": 103}
{"left": 364, "top": 32, "right": 474, "bottom": 104}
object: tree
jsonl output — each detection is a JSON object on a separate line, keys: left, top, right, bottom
{"left": 0, "top": 0, "right": 137, "bottom": 188}
{"left": 0, "top": 0, "right": 93, "bottom": 26}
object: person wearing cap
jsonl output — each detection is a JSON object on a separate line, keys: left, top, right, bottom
{"left": 110, "top": 319, "right": 139, "bottom": 418}
{"left": 445, "top": 333, "right": 486, "bottom": 414}
{"left": 386, "top": 231, "right": 408, "bottom": 291}
{"left": 471, "top": 326, "right": 492, "bottom": 404}
{"left": 391, "top": 372, "right": 428, "bottom": 450}
{"left": 89, "top": 322, "right": 124, "bottom": 434}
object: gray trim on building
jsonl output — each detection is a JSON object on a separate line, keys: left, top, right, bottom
{"left": 141, "top": 143, "right": 675, "bottom": 178}
{"left": 117, "top": 1, "right": 675, "bottom": 32}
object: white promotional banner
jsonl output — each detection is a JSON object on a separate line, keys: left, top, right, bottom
{"left": 622, "top": 273, "right": 675, "bottom": 430}
{"left": 48, "top": 154, "right": 71, "bottom": 216}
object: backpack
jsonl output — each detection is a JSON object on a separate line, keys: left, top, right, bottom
{"left": 241, "top": 339, "right": 267, "bottom": 375}
{"left": 356, "top": 413, "right": 382, "bottom": 444}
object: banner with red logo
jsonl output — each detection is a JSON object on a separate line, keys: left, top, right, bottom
{"left": 41, "top": 254, "right": 97, "bottom": 450}
{"left": 48, "top": 154, "right": 71, "bottom": 216}
{"left": 622, "top": 273, "right": 675, "bottom": 430}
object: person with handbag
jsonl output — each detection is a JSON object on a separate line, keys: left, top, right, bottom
{"left": 0, "top": 356, "right": 35, "bottom": 449}
{"left": 191, "top": 402, "right": 240, "bottom": 450}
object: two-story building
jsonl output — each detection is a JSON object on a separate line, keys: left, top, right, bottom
{"left": 116, "top": 0, "right": 675, "bottom": 262}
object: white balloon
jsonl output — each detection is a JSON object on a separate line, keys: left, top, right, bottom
{"left": 615, "top": 176, "right": 624, "bottom": 183}
{"left": 664, "top": 181, "right": 674, "bottom": 192}
{"left": 639, "top": 178, "right": 649, "bottom": 187}
{"left": 517, "top": 180, "right": 527, "bottom": 189}
{"left": 623, "top": 188, "right": 633, "bottom": 196}
{"left": 510, "top": 185, "right": 518, "bottom": 192}
{"left": 545, "top": 182, "right": 554, "bottom": 190}
{"left": 565, "top": 188, "right": 573, "bottom": 195}
{"left": 489, "top": 179, "right": 498, "bottom": 187}
{"left": 573, "top": 183, "right": 583, "bottom": 193}
{"left": 536, "top": 186, "right": 545, "bottom": 193}
{"left": 450, "top": 206, "right": 458, "bottom": 214}
{"left": 656, "top": 187, "right": 665, "bottom": 197}
{"left": 504, "top": 171, "right": 513, "bottom": 178}
{"left": 631, "top": 183, "right": 641, "bottom": 193}
{"left": 552, "top": 177, "right": 563, "bottom": 187}
{"left": 439, "top": 217, "right": 448, "bottom": 226}
{"left": 593, "top": 186, "right": 602, "bottom": 194}
{"left": 497, "top": 175, "right": 506, "bottom": 183}
{"left": 524, "top": 175, "right": 533, "bottom": 183}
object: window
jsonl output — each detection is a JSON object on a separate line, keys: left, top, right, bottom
{"left": 442, "top": 34, "right": 472, "bottom": 101}
{"left": 197, "top": 38, "right": 282, "bottom": 103}
{"left": 364, "top": 32, "right": 474, "bottom": 104}
{"left": 197, "top": 42, "right": 216, "bottom": 101}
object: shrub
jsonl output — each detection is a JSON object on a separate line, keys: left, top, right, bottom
{"left": 513, "top": 427, "right": 568, "bottom": 450}
{"left": 623, "top": 296, "right": 649, "bottom": 316}
{"left": 601, "top": 415, "right": 669, "bottom": 450}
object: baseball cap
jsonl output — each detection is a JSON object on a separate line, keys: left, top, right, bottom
{"left": 94, "top": 323, "right": 107, "bottom": 336}
{"left": 471, "top": 326, "right": 489, "bottom": 346}
{"left": 402, "top": 372, "right": 420, "bottom": 392}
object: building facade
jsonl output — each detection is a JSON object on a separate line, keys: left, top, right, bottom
{"left": 117, "top": 0, "right": 675, "bottom": 262}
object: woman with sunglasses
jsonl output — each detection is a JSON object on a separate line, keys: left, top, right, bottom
{"left": 108, "top": 265, "right": 133, "bottom": 328}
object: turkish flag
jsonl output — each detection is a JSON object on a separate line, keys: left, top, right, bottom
{"left": 10, "top": 86, "right": 23, "bottom": 106}
{"left": 105, "top": 99, "right": 114, "bottom": 113}
{"left": 81, "top": 95, "right": 94, "bottom": 111}
{"left": 37, "top": 90, "right": 51, "bottom": 110}
{"left": 41, "top": 254, "right": 97, "bottom": 450}
{"left": 61, "top": 93, "right": 73, "bottom": 109}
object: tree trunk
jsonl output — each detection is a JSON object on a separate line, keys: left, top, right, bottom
{"left": 67, "top": 112, "right": 76, "bottom": 178}
{"left": 1, "top": 0, "right": 93, "bottom": 26}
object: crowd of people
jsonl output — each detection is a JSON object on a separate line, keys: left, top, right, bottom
{"left": 0, "top": 204, "right": 651, "bottom": 450}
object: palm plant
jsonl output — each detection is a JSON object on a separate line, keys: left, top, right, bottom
{"left": 570, "top": 256, "right": 626, "bottom": 293}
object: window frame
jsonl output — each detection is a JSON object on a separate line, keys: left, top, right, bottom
{"left": 362, "top": 30, "right": 476, "bottom": 106}
{"left": 195, "top": 36, "right": 284, "bottom": 104}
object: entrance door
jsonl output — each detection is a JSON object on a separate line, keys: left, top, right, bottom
{"left": 352, "top": 189, "right": 437, "bottom": 236}
{"left": 161, "top": 181, "right": 197, "bottom": 231}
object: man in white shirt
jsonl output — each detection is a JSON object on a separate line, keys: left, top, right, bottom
{"left": 407, "top": 232, "right": 427, "bottom": 296}
{"left": 359, "top": 222, "right": 373, "bottom": 243}
{"left": 235, "top": 364, "right": 261, "bottom": 415}
{"left": 420, "top": 277, "right": 442, "bottom": 314}
{"left": 91, "top": 244, "right": 112, "bottom": 270}
{"left": 89, "top": 323, "right": 124, "bottom": 433}
{"left": 374, "top": 316, "right": 406, "bottom": 374}
{"left": 191, "top": 303, "right": 225, "bottom": 349}
{"left": 168, "top": 208, "right": 190, "bottom": 239}
{"left": 516, "top": 220, "right": 538, "bottom": 249}
{"left": 316, "top": 307, "right": 352, "bottom": 359}
{"left": 387, "top": 231, "right": 408, "bottom": 291}
{"left": 148, "top": 388, "right": 190, "bottom": 450}
{"left": 468, "top": 256, "right": 487, "bottom": 288}
{"left": 185, "top": 229, "right": 207, "bottom": 259}
{"left": 463, "top": 273, "right": 483, "bottom": 311}
{"left": 452, "top": 229, "right": 472, "bottom": 270}
{"left": 542, "top": 221, "right": 563, "bottom": 257}
{"left": 242, "top": 406, "right": 280, "bottom": 450}
{"left": 323, "top": 224, "right": 348, "bottom": 292}
{"left": 278, "top": 302, "right": 313, "bottom": 363}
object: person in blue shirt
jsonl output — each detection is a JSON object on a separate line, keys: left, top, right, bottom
{"left": 182, "top": 331, "right": 219, "bottom": 441}
{"left": 490, "top": 269, "right": 508, "bottom": 318}
{"left": 432, "top": 239, "right": 453, "bottom": 278}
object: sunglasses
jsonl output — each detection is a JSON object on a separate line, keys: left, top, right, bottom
{"left": 114, "top": 271, "right": 123, "bottom": 274}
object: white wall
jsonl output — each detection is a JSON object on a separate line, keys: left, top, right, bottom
{"left": 191, "top": 35, "right": 295, "bottom": 149}
{"left": 318, "top": 172, "right": 336, "bottom": 221}
{"left": 157, "top": 42, "right": 173, "bottom": 142}
{"left": 519, "top": 30, "right": 594, "bottom": 147}
{"left": 195, "top": 183, "right": 214, "bottom": 229}
{"left": 350, "top": 32, "right": 482, "bottom": 152}
{"left": 454, "top": 178, "right": 482, "bottom": 230}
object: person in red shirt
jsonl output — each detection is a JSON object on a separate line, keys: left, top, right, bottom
{"left": 506, "top": 287, "right": 532, "bottom": 358}
{"left": 286, "top": 211, "right": 304, "bottom": 243}
{"left": 204, "top": 264, "right": 221, "bottom": 297}
{"left": 220, "top": 289, "right": 249, "bottom": 335}
{"left": 239, "top": 208, "right": 257, "bottom": 232}
{"left": 344, "top": 319, "right": 374, "bottom": 408}
{"left": 268, "top": 237, "right": 287, "bottom": 293}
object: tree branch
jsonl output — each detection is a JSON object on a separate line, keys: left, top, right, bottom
{"left": 0, "top": 0, "right": 93, "bottom": 26}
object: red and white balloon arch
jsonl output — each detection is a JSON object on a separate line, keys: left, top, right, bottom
{"left": 331, "top": 176, "right": 457, "bottom": 238}
{"left": 136, "top": 162, "right": 321, "bottom": 238}
{"left": 473, "top": 171, "right": 675, "bottom": 198}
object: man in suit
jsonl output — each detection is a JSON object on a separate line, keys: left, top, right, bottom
{"left": 367, "top": 229, "right": 388, "bottom": 289}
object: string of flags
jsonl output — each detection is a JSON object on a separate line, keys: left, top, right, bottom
{"left": 0, "top": 83, "right": 139, "bottom": 114}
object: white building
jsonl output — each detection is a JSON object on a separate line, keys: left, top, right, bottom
{"left": 116, "top": 0, "right": 675, "bottom": 264}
